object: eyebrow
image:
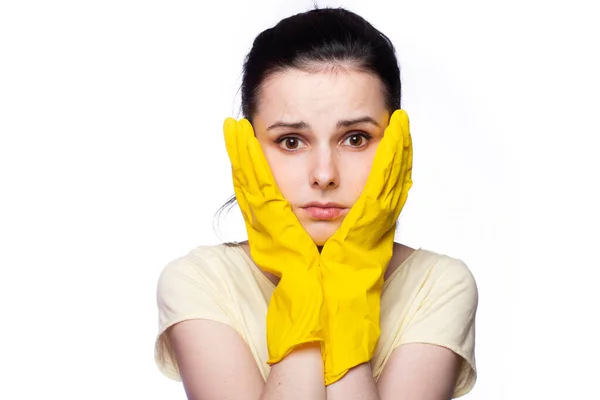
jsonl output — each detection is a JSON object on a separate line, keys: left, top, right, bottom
{"left": 266, "top": 116, "right": 380, "bottom": 131}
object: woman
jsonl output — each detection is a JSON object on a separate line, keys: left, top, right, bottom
{"left": 155, "top": 7, "right": 478, "bottom": 400}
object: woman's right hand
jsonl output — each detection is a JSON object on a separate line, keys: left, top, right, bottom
{"left": 223, "top": 117, "right": 324, "bottom": 365}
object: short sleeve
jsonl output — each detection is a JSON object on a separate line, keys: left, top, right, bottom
{"left": 154, "top": 255, "right": 236, "bottom": 381}
{"left": 396, "top": 257, "right": 478, "bottom": 398}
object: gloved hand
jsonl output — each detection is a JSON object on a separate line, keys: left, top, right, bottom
{"left": 223, "top": 117, "right": 325, "bottom": 365}
{"left": 320, "top": 109, "right": 413, "bottom": 385}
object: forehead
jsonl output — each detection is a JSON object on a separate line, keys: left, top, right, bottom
{"left": 255, "top": 68, "right": 387, "bottom": 124}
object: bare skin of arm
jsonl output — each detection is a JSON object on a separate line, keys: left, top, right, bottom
{"left": 327, "top": 344, "right": 461, "bottom": 400}
{"left": 260, "top": 343, "right": 326, "bottom": 400}
{"left": 376, "top": 343, "right": 462, "bottom": 400}
{"left": 327, "top": 363, "right": 380, "bottom": 400}
{"left": 168, "top": 319, "right": 326, "bottom": 400}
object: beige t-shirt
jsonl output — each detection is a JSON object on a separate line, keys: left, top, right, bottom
{"left": 154, "top": 243, "right": 478, "bottom": 398}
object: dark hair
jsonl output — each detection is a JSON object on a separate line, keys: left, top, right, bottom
{"left": 214, "top": 6, "right": 402, "bottom": 234}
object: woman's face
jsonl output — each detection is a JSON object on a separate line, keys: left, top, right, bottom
{"left": 252, "top": 67, "right": 390, "bottom": 246}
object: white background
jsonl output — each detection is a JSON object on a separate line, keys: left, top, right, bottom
{"left": 1, "top": 0, "right": 598, "bottom": 399}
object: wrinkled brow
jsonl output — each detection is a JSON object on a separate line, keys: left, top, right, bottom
{"left": 266, "top": 116, "right": 380, "bottom": 131}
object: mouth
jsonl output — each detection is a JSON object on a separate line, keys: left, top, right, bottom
{"left": 300, "top": 202, "right": 348, "bottom": 221}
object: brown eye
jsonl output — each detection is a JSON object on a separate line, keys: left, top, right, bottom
{"left": 343, "top": 133, "right": 370, "bottom": 148}
{"left": 277, "top": 136, "right": 306, "bottom": 152}
{"left": 284, "top": 138, "right": 299, "bottom": 149}
{"left": 348, "top": 135, "right": 364, "bottom": 146}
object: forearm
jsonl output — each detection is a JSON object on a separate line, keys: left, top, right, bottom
{"left": 260, "top": 343, "right": 326, "bottom": 400}
{"left": 327, "top": 362, "right": 380, "bottom": 400}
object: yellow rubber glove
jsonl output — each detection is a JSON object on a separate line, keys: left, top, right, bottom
{"left": 320, "top": 109, "right": 413, "bottom": 384}
{"left": 223, "top": 117, "right": 325, "bottom": 365}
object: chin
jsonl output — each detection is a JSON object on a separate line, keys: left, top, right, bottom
{"left": 303, "top": 221, "right": 342, "bottom": 246}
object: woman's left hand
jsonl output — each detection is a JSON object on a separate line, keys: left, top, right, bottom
{"left": 320, "top": 109, "right": 414, "bottom": 385}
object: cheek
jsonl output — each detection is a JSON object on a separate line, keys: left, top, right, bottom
{"left": 261, "top": 148, "right": 305, "bottom": 202}
{"left": 340, "top": 149, "right": 377, "bottom": 202}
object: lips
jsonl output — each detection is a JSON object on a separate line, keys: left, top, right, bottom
{"left": 301, "top": 202, "right": 347, "bottom": 221}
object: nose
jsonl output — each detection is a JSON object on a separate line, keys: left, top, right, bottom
{"left": 309, "top": 147, "right": 339, "bottom": 190}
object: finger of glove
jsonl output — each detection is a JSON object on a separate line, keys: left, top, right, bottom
{"left": 379, "top": 110, "right": 407, "bottom": 196}
{"left": 223, "top": 118, "right": 256, "bottom": 226}
{"left": 224, "top": 118, "right": 252, "bottom": 196}
{"left": 223, "top": 118, "right": 246, "bottom": 199}
{"left": 393, "top": 111, "right": 414, "bottom": 210}
{"left": 223, "top": 118, "right": 243, "bottom": 175}
{"left": 240, "top": 119, "right": 283, "bottom": 199}
{"left": 378, "top": 110, "right": 412, "bottom": 210}
{"left": 397, "top": 110, "right": 412, "bottom": 183}
{"left": 229, "top": 119, "right": 263, "bottom": 197}
{"left": 362, "top": 109, "right": 405, "bottom": 204}
{"left": 395, "top": 148, "right": 413, "bottom": 210}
